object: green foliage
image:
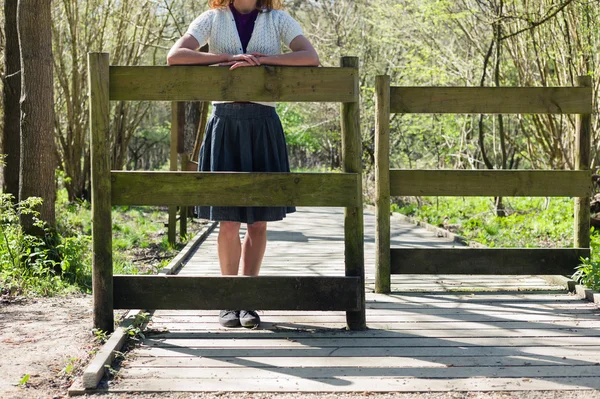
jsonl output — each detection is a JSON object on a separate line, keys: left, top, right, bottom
{"left": 573, "top": 229, "right": 600, "bottom": 291}
{"left": 125, "top": 312, "right": 150, "bottom": 342}
{"left": 393, "top": 196, "right": 573, "bottom": 248}
{"left": 18, "top": 374, "right": 30, "bottom": 387}
{"left": 0, "top": 193, "right": 82, "bottom": 296}
{"left": 92, "top": 328, "right": 109, "bottom": 345}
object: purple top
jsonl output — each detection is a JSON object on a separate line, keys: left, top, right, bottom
{"left": 229, "top": 4, "right": 260, "bottom": 53}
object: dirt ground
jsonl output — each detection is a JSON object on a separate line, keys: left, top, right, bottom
{"left": 77, "top": 393, "right": 600, "bottom": 399}
{"left": 0, "top": 294, "right": 97, "bottom": 398}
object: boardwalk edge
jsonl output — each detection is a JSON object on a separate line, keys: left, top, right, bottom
{"left": 68, "top": 220, "right": 218, "bottom": 396}
{"left": 539, "top": 274, "right": 600, "bottom": 305}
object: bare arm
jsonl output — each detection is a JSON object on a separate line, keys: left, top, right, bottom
{"left": 224, "top": 35, "right": 320, "bottom": 70}
{"left": 166, "top": 34, "right": 262, "bottom": 66}
{"left": 255, "top": 36, "right": 320, "bottom": 67}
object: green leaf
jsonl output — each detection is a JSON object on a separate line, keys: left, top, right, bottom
{"left": 18, "top": 374, "right": 30, "bottom": 386}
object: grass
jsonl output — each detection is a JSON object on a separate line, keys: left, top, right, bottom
{"left": 0, "top": 185, "right": 204, "bottom": 297}
{"left": 392, "top": 196, "right": 574, "bottom": 248}
{"left": 392, "top": 195, "right": 600, "bottom": 291}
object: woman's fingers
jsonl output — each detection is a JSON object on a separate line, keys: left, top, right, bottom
{"left": 218, "top": 61, "right": 236, "bottom": 66}
{"left": 242, "top": 54, "right": 260, "bottom": 65}
{"left": 233, "top": 53, "right": 260, "bottom": 65}
{"left": 229, "top": 61, "right": 254, "bottom": 70}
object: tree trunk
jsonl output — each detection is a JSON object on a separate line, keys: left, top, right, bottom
{"left": 17, "top": 0, "right": 56, "bottom": 235}
{"left": 184, "top": 102, "right": 201, "bottom": 155}
{"left": 2, "top": 0, "right": 21, "bottom": 203}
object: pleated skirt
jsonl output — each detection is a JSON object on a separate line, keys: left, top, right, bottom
{"left": 195, "top": 102, "right": 296, "bottom": 224}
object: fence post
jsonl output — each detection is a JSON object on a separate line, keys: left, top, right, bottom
{"left": 88, "top": 52, "right": 114, "bottom": 333}
{"left": 574, "top": 75, "right": 592, "bottom": 249}
{"left": 168, "top": 101, "right": 181, "bottom": 245}
{"left": 375, "top": 75, "right": 391, "bottom": 293}
{"left": 180, "top": 153, "right": 189, "bottom": 239}
{"left": 340, "top": 56, "right": 366, "bottom": 331}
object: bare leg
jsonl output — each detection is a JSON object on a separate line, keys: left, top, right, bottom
{"left": 240, "top": 221, "right": 267, "bottom": 276}
{"left": 217, "top": 221, "right": 242, "bottom": 275}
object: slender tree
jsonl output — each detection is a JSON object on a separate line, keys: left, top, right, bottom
{"left": 2, "top": 0, "right": 21, "bottom": 202}
{"left": 17, "top": 0, "right": 57, "bottom": 234}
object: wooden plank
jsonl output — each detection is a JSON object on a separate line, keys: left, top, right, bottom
{"left": 390, "top": 248, "right": 589, "bottom": 275}
{"left": 168, "top": 101, "right": 179, "bottom": 246}
{"left": 82, "top": 310, "right": 139, "bottom": 388}
{"left": 111, "top": 172, "right": 360, "bottom": 207}
{"left": 150, "top": 313, "right": 600, "bottom": 323}
{"left": 113, "top": 276, "right": 362, "bottom": 310}
{"left": 390, "top": 86, "right": 593, "bottom": 114}
{"left": 143, "top": 336, "right": 600, "bottom": 348}
{"left": 88, "top": 52, "right": 114, "bottom": 333}
{"left": 390, "top": 169, "right": 592, "bottom": 197}
{"left": 127, "top": 354, "right": 600, "bottom": 368}
{"left": 574, "top": 75, "right": 592, "bottom": 248}
{"left": 375, "top": 75, "right": 391, "bottom": 294}
{"left": 121, "top": 365, "right": 600, "bottom": 379}
{"left": 152, "top": 307, "right": 597, "bottom": 317}
{"left": 149, "top": 320, "right": 600, "bottom": 332}
{"left": 179, "top": 153, "right": 189, "bottom": 239}
{"left": 134, "top": 345, "right": 600, "bottom": 358}
{"left": 109, "top": 66, "right": 358, "bottom": 102}
{"left": 153, "top": 302, "right": 599, "bottom": 315}
{"left": 143, "top": 327, "right": 600, "bottom": 339}
{"left": 84, "top": 376, "right": 600, "bottom": 392}
{"left": 340, "top": 56, "right": 366, "bottom": 331}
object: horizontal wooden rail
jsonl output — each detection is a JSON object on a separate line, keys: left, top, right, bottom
{"left": 109, "top": 66, "right": 358, "bottom": 102}
{"left": 111, "top": 171, "right": 360, "bottom": 207}
{"left": 390, "top": 248, "right": 589, "bottom": 275}
{"left": 390, "top": 170, "right": 592, "bottom": 197}
{"left": 390, "top": 87, "right": 593, "bottom": 114}
{"left": 113, "top": 276, "right": 362, "bottom": 310}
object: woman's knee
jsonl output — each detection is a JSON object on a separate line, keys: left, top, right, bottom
{"left": 219, "top": 221, "right": 241, "bottom": 236}
{"left": 247, "top": 221, "right": 267, "bottom": 235}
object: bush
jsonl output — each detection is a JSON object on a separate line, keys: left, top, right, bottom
{"left": 572, "top": 228, "right": 600, "bottom": 291}
{"left": 0, "top": 192, "right": 91, "bottom": 296}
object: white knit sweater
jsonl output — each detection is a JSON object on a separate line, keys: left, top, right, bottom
{"left": 185, "top": 6, "right": 304, "bottom": 107}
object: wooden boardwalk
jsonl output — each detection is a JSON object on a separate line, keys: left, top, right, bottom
{"left": 109, "top": 207, "right": 600, "bottom": 393}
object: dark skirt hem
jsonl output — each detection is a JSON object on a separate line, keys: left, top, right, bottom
{"left": 196, "top": 103, "right": 296, "bottom": 224}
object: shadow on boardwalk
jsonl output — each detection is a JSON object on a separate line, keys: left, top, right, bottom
{"left": 107, "top": 207, "right": 600, "bottom": 393}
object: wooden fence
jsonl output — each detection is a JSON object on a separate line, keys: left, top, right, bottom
{"left": 374, "top": 75, "right": 594, "bottom": 293}
{"left": 88, "top": 53, "right": 365, "bottom": 332}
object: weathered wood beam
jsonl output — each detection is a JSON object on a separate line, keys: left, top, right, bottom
{"left": 341, "top": 57, "right": 366, "bottom": 331}
{"left": 113, "top": 276, "right": 362, "bottom": 311}
{"left": 111, "top": 171, "right": 361, "bottom": 207}
{"left": 391, "top": 248, "right": 590, "bottom": 275}
{"left": 375, "top": 75, "right": 391, "bottom": 294}
{"left": 88, "top": 52, "right": 114, "bottom": 333}
{"left": 574, "top": 76, "right": 592, "bottom": 248}
{"left": 390, "top": 170, "right": 592, "bottom": 197}
{"left": 109, "top": 66, "right": 358, "bottom": 102}
{"left": 390, "top": 87, "right": 593, "bottom": 114}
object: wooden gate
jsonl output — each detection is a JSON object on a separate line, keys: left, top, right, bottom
{"left": 88, "top": 53, "right": 365, "bottom": 332}
{"left": 374, "top": 75, "right": 593, "bottom": 293}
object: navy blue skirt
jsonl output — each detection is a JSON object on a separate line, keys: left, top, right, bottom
{"left": 196, "top": 103, "right": 296, "bottom": 224}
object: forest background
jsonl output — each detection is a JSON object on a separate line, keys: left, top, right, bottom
{"left": 0, "top": 0, "right": 599, "bottom": 295}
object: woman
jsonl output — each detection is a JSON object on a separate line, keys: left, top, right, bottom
{"left": 167, "top": 0, "right": 319, "bottom": 328}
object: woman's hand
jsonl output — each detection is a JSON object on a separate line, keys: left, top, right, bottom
{"left": 228, "top": 53, "right": 262, "bottom": 66}
{"left": 218, "top": 59, "right": 255, "bottom": 70}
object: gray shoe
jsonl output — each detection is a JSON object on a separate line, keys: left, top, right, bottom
{"left": 240, "top": 310, "right": 261, "bottom": 328}
{"left": 219, "top": 310, "right": 240, "bottom": 327}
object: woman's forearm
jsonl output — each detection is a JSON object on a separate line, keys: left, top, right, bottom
{"left": 259, "top": 51, "right": 320, "bottom": 67}
{"left": 167, "top": 48, "right": 229, "bottom": 66}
